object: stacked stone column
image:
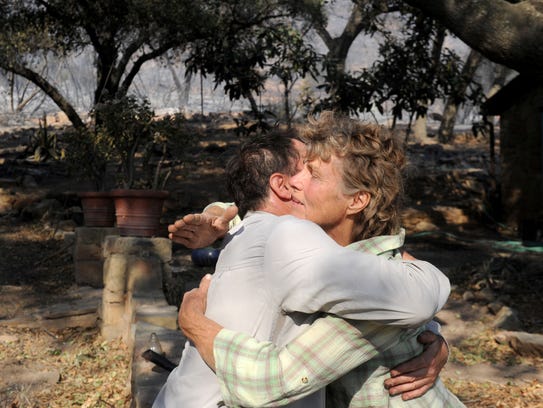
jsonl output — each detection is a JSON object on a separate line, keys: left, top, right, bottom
{"left": 100, "top": 236, "right": 175, "bottom": 345}
{"left": 73, "top": 227, "right": 119, "bottom": 288}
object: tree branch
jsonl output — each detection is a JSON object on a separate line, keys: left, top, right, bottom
{"left": 118, "top": 41, "right": 179, "bottom": 96}
{"left": 0, "top": 60, "right": 85, "bottom": 130}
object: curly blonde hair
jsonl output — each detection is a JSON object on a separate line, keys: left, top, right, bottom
{"left": 299, "top": 111, "right": 405, "bottom": 242}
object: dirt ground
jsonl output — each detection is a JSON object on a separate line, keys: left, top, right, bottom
{"left": 0, "top": 117, "right": 542, "bottom": 407}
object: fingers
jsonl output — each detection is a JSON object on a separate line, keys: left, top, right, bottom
{"left": 183, "top": 213, "right": 204, "bottom": 225}
{"left": 223, "top": 205, "right": 239, "bottom": 222}
{"left": 387, "top": 379, "right": 433, "bottom": 400}
{"left": 168, "top": 213, "right": 212, "bottom": 248}
{"left": 199, "top": 274, "right": 212, "bottom": 292}
{"left": 168, "top": 223, "right": 181, "bottom": 233}
{"left": 384, "top": 367, "right": 434, "bottom": 397}
{"left": 401, "top": 385, "right": 432, "bottom": 401}
{"left": 178, "top": 285, "right": 207, "bottom": 327}
{"left": 385, "top": 331, "right": 448, "bottom": 399}
{"left": 385, "top": 367, "right": 426, "bottom": 388}
{"left": 168, "top": 230, "right": 199, "bottom": 248}
{"left": 168, "top": 214, "right": 205, "bottom": 233}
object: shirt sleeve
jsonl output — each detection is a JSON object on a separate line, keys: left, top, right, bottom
{"left": 266, "top": 218, "right": 450, "bottom": 327}
{"left": 203, "top": 201, "right": 241, "bottom": 230}
{"left": 214, "top": 315, "right": 402, "bottom": 407}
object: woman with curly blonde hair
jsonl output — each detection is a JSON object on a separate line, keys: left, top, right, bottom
{"left": 298, "top": 111, "right": 405, "bottom": 243}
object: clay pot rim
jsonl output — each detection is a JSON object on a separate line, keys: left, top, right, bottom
{"left": 109, "top": 189, "right": 169, "bottom": 199}
{"left": 78, "top": 191, "right": 113, "bottom": 198}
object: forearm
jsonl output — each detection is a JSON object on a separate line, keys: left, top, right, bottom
{"left": 214, "top": 316, "right": 402, "bottom": 407}
{"left": 181, "top": 313, "right": 222, "bottom": 369}
{"left": 267, "top": 220, "right": 451, "bottom": 327}
{"left": 276, "top": 254, "right": 450, "bottom": 327}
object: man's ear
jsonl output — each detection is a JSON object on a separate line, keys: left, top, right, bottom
{"left": 347, "top": 191, "right": 370, "bottom": 215}
{"left": 269, "top": 173, "right": 291, "bottom": 200}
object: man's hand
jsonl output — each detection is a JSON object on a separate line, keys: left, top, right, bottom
{"left": 384, "top": 331, "right": 449, "bottom": 400}
{"left": 178, "top": 274, "right": 211, "bottom": 337}
{"left": 178, "top": 274, "right": 222, "bottom": 369}
{"left": 168, "top": 205, "right": 238, "bottom": 248}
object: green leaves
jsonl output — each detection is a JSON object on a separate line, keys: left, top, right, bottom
{"left": 317, "top": 6, "right": 473, "bottom": 124}
{"left": 185, "top": 0, "right": 322, "bottom": 108}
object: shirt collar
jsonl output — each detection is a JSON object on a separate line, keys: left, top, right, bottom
{"left": 346, "top": 228, "right": 405, "bottom": 257}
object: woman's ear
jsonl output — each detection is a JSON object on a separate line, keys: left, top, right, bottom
{"left": 269, "top": 173, "right": 291, "bottom": 200}
{"left": 347, "top": 191, "right": 370, "bottom": 215}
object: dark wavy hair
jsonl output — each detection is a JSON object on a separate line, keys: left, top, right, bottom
{"left": 226, "top": 130, "right": 299, "bottom": 217}
{"left": 300, "top": 111, "right": 406, "bottom": 241}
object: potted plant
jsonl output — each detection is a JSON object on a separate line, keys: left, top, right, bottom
{"left": 77, "top": 191, "right": 116, "bottom": 227}
{"left": 94, "top": 96, "right": 193, "bottom": 237}
{"left": 67, "top": 95, "right": 193, "bottom": 235}
{"left": 66, "top": 124, "right": 117, "bottom": 227}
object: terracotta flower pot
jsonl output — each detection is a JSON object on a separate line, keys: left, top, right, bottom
{"left": 110, "top": 189, "right": 169, "bottom": 237}
{"left": 79, "top": 191, "right": 116, "bottom": 227}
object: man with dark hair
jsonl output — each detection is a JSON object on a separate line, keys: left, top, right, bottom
{"left": 225, "top": 129, "right": 300, "bottom": 218}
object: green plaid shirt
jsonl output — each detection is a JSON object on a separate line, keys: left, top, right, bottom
{"left": 213, "top": 230, "right": 464, "bottom": 407}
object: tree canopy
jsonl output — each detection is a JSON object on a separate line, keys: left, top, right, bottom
{"left": 0, "top": 0, "right": 325, "bottom": 129}
{"left": 0, "top": 0, "right": 200, "bottom": 129}
{"left": 2, "top": 0, "right": 541, "bottom": 131}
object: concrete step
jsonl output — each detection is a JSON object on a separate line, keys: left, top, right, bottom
{"left": 131, "top": 321, "right": 186, "bottom": 408}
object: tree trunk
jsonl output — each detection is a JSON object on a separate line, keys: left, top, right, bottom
{"left": 247, "top": 93, "right": 260, "bottom": 116}
{"left": 182, "top": 70, "right": 193, "bottom": 109}
{"left": 167, "top": 61, "right": 192, "bottom": 109}
{"left": 438, "top": 49, "right": 483, "bottom": 143}
{"left": 411, "top": 25, "right": 445, "bottom": 142}
{"left": 95, "top": 48, "right": 120, "bottom": 105}
{"left": 404, "top": 0, "right": 543, "bottom": 78}
{"left": 283, "top": 78, "right": 292, "bottom": 128}
{"left": 315, "top": 2, "right": 372, "bottom": 104}
{"left": 412, "top": 113, "right": 428, "bottom": 141}
{"left": 438, "top": 102, "right": 458, "bottom": 144}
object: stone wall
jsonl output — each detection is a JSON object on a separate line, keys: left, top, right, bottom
{"left": 74, "top": 227, "right": 119, "bottom": 287}
{"left": 98, "top": 235, "right": 185, "bottom": 408}
{"left": 72, "top": 229, "right": 205, "bottom": 407}
{"left": 100, "top": 236, "right": 176, "bottom": 344}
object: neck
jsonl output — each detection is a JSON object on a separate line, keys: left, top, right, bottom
{"left": 256, "top": 195, "right": 291, "bottom": 217}
{"left": 324, "top": 218, "right": 355, "bottom": 247}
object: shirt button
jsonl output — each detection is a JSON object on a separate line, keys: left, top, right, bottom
{"left": 301, "top": 377, "right": 309, "bottom": 384}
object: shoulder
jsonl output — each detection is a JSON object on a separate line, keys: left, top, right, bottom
{"left": 275, "top": 215, "right": 322, "bottom": 232}
{"left": 267, "top": 216, "right": 337, "bottom": 250}
{"left": 270, "top": 216, "right": 326, "bottom": 238}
